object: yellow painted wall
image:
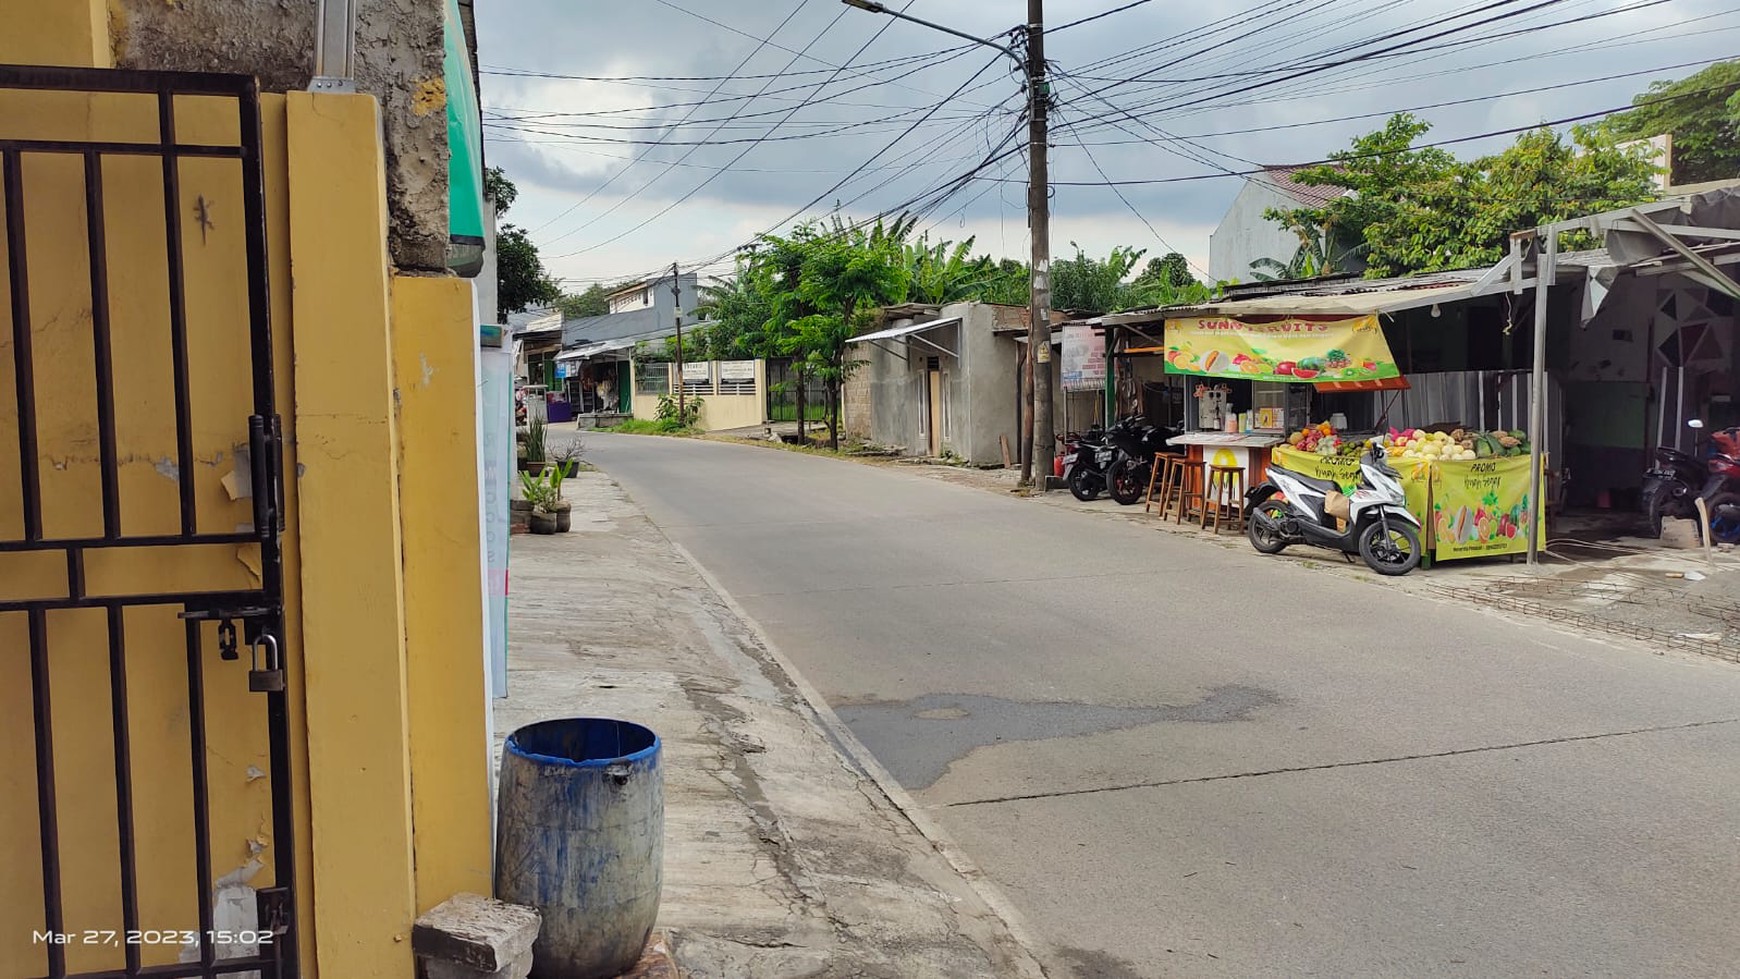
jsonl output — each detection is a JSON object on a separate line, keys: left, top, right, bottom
{"left": 392, "top": 276, "right": 495, "bottom": 913}
{"left": 1, "top": 14, "right": 494, "bottom": 978}
{"left": 0, "top": 0, "right": 110, "bottom": 67}
{"left": 697, "top": 360, "right": 767, "bottom": 431}
{"left": 284, "top": 91, "right": 418, "bottom": 976}
{"left": 628, "top": 360, "right": 768, "bottom": 430}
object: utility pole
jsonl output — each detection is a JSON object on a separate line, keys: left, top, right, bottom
{"left": 671, "top": 261, "right": 685, "bottom": 419}
{"left": 837, "top": 0, "right": 1046, "bottom": 482}
{"left": 1025, "top": 0, "right": 1054, "bottom": 488}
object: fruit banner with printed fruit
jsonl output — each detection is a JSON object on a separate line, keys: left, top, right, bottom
{"left": 1428, "top": 455, "right": 1543, "bottom": 560}
{"left": 1163, "top": 314, "right": 1401, "bottom": 384}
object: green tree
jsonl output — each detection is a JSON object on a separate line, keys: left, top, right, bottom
{"left": 1051, "top": 244, "right": 1147, "bottom": 315}
{"left": 1603, "top": 60, "right": 1740, "bottom": 185}
{"left": 555, "top": 283, "right": 610, "bottom": 319}
{"left": 1267, "top": 114, "right": 1658, "bottom": 277}
{"left": 795, "top": 219, "right": 911, "bottom": 449}
{"left": 488, "top": 167, "right": 563, "bottom": 321}
{"left": 1263, "top": 113, "right": 1456, "bottom": 278}
{"left": 496, "top": 225, "right": 563, "bottom": 320}
{"left": 1144, "top": 252, "right": 1195, "bottom": 290}
{"left": 976, "top": 258, "right": 1031, "bottom": 306}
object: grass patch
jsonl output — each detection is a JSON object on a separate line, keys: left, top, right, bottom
{"left": 603, "top": 418, "right": 695, "bottom": 435}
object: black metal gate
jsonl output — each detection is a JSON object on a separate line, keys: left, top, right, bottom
{"left": 764, "top": 357, "right": 827, "bottom": 422}
{"left": 1, "top": 66, "right": 296, "bottom": 978}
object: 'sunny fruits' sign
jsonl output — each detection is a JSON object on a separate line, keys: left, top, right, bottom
{"left": 1162, "top": 314, "right": 1401, "bottom": 386}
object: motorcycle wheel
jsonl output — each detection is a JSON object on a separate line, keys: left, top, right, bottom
{"left": 1698, "top": 492, "right": 1740, "bottom": 545}
{"left": 1108, "top": 460, "right": 1148, "bottom": 506}
{"left": 1067, "top": 466, "right": 1101, "bottom": 502}
{"left": 1247, "top": 500, "right": 1291, "bottom": 554}
{"left": 1358, "top": 519, "right": 1422, "bottom": 576}
{"left": 1642, "top": 484, "right": 1668, "bottom": 539}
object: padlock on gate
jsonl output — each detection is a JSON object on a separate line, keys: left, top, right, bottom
{"left": 249, "top": 632, "right": 286, "bottom": 693}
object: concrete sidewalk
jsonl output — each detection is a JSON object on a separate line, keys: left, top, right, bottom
{"left": 496, "top": 470, "right": 1045, "bottom": 978}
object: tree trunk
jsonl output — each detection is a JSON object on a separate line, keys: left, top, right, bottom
{"left": 795, "top": 368, "right": 807, "bottom": 443}
{"left": 827, "top": 374, "right": 841, "bottom": 451}
{"left": 833, "top": 300, "right": 852, "bottom": 452}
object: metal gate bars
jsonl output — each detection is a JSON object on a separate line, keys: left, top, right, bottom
{"left": 0, "top": 66, "right": 297, "bottom": 979}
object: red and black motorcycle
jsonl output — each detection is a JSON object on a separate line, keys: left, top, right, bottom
{"left": 1643, "top": 419, "right": 1740, "bottom": 542}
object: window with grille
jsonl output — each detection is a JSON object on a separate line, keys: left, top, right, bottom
{"left": 636, "top": 362, "right": 671, "bottom": 395}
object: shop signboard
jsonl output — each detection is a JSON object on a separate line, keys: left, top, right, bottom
{"left": 718, "top": 360, "right": 756, "bottom": 381}
{"left": 1428, "top": 455, "right": 1543, "bottom": 560}
{"left": 1163, "top": 314, "right": 1401, "bottom": 385}
{"left": 681, "top": 362, "right": 712, "bottom": 382}
{"left": 1270, "top": 444, "right": 1364, "bottom": 493}
{"left": 1061, "top": 324, "right": 1106, "bottom": 391}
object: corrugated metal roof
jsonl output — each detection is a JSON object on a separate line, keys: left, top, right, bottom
{"left": 1259, "top": 165, "right": 1350, "bottom": 209}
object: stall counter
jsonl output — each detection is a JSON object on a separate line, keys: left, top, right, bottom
{"left": 1169, "top": 432, "right": 1285, "bottom": 499}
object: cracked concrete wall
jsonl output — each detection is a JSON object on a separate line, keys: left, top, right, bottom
{"left": 112, "top": 0, "right": 450, "bottom": 271}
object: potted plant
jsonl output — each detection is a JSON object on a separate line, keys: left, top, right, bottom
{"left": 550, "top": 435, "right": 583, "bottom": 479}
{"left": 520, "top": 416, "right": 550, "bottom": 474}
{"left": 546, "top": 462, "right": 573, "bottom": 532}
{"left": 521, "top": 468, "right": 560, "bottom": 534}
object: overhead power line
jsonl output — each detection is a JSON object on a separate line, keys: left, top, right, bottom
{"left": 545, "top": 1, "right": 933, "bottom": 260}
{"left": 984, "top": 83, "right": 1739, "bottom": 188}
{"left": 478, "top": 45, "right": 967, "bottom": 83}
{"left": 649, "top": 0, "right": 997, "bottom": 110}
{"left": 525, "top": 0, "right": 807, "bottom": 236}
{"left": 1067, "top": 57, "right": 1732, "bottom": 145}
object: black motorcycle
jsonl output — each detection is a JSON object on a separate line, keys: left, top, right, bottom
{"left": 1642, "top": 419, "right": 1740, "bottom": 538}
{"left": 1105, "top": 416, "right": 1184, "bottom": 506}
{"left": 1061, "top": 426, "right": 1113, "bottom": 502}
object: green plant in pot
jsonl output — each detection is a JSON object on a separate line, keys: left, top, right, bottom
{"left": 521, "top": 416, "right": 549, "bottom": 473}
{"left": 546, "top": 462, "right": 573, "bottom": 532}
{"left": 521, "top": 467, "right": 562, "bottom": 534}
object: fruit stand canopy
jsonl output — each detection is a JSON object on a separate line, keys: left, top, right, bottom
{"left": 1120, "top": 280, "right": 1477, "bottom": 320}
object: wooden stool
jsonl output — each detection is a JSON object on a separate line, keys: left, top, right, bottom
{"left": 1172, "top": 460, "right": 1207, "bottom": 525}
{"left": 1202, "top": 465, "right": 1247, "bottom": 535}
{"left": 1145, "top": 454, "right": 1180, "bottom": 514}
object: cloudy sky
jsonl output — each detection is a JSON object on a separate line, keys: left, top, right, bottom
{"left": 476, "top": 0, "right": 1736, "bottom": 289}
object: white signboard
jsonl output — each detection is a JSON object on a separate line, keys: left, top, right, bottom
{"left": 1061, "top": 324, "right": 1106, "bottom": 392}
{"left": 718, "top": 360, "right": 756, "bottom": 381}
{"left": 681, "top": 361, "right": 712, "bottom": 382}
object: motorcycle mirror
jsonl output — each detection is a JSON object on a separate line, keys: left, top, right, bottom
{"left": 1689, "top": 419, "right": 1705, "bottom": 430}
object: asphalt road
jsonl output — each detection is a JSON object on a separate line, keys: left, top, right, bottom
{"left": 580, "top": 432, "right": 1740, "bottom": 979}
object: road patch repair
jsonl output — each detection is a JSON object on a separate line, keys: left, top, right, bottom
{"left": 497, "top": 470, "right": 1045, "bottom": 978}
{"left": 836, "top": 686, "right": 1280, "bottom": 790}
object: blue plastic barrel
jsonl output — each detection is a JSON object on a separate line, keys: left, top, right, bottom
{"left": 495, "top": 718, "right": 664, "bottom": 979}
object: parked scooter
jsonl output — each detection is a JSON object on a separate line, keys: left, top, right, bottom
{"left": 1691, "top": 419, "right": 1740, "bottom": 544}
{"left": 1643, "top": 418, "right": 1740, "bottom": 541}
{"left": 1104, "top": 416, "right": 1185, "bottom": 506}
{"left": 1061, "top": 426, "right": 1114, "bottom": 502}
{"left": 1245, "top": 441, "right": 1424, "bottom": 575}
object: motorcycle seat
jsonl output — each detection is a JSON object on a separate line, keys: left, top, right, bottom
{"left": 1270, "top": 467, "right": 1340, "bottom": 495}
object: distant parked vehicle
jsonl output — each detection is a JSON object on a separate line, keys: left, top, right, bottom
{"left": 1105, "top": 416, "right": 1184, "bottom": 506}
{"left": 1644, "top": 418, "right": 1740, "bottom": 542}
{"left": 1061, "top": 426, "right": 1113, "bottom": 502}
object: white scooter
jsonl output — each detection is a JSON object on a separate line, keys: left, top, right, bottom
{"left": 1245, "top": 442, "right": 1424, "bottom": 576}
